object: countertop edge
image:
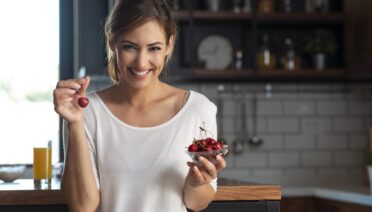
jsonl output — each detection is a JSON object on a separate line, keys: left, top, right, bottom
{"left": 0, "top": 179, "right": 282, "bottom": 205}
{"left": 282, "top": 186, "right": 372, "bottom": 207}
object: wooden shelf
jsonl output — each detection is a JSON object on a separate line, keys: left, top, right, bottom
{"left": 257, "top": 68, "right": 346, "bottom": 77}
{"left": 191, "top": 68, "right": 346, "bottom": 81}
{"left": 256, "top": 12, "right": 344, "bottom": 23}
{"left": 173, "top": 11, "right": 344, "bottom": 23}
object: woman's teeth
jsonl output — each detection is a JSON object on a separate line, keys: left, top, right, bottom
{"left": 131, "top": 69, "right": 149, "bottom": 77}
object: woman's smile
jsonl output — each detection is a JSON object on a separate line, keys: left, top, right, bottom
{"left": 128, "top": 67, "right": 151, "bottom": 80}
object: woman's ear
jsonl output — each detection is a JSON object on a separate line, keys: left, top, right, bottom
{"left": 166, "top": 36, "right": 175, "bottom": 56}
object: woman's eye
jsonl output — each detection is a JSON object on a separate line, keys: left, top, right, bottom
{"left": 123, "top": 45, "right": 136, "bottom": 50}
{"left": 149, "top": 46, "right": 161, "bottom": 51}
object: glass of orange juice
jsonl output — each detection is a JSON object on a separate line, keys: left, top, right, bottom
{"left": 33, "top": 140, "right": 52, "bottom": 187}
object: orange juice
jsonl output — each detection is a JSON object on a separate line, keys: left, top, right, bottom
{"left": 33, "top": 147, "right": 52, "bottom": 180}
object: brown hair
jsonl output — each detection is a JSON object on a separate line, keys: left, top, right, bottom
{"left": 104, "top": 0, "right": 177, "bottom": 83}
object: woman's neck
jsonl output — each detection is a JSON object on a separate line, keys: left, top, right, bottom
{"left": 114, "top": 79, "right": 167, "bottom": 108}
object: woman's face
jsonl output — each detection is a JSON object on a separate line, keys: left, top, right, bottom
{"left": 113, "top": 20, "right": 173, "bottom": 89}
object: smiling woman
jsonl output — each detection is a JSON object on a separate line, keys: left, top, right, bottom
{"left": 0, "top": 0, "right": 59, "bottom": 164}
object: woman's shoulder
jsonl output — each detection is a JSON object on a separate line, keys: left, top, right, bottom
{"left": 188, "top": 90, "right": 217, "bottom": 113}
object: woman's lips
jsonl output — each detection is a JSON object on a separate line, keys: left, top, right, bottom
{"left": 129, "top": 68, "right": 150, "bottom": 79}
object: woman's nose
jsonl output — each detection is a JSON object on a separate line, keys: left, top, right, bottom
{"left": 134, "top": 51, "right": 149, "bottom": 71}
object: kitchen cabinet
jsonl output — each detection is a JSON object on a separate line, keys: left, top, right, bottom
{"left": 0, "top": 205, "right": 68, "bottom": 212}
{"left": 63, "top": 0, "right": 372, "bottom": 82}
{"left": 202, "top": 201, "right": 279, "bottom": 212}
{"left": 281, "top": 197, "right": 372, "bottom": 212}
{"left": 0, "top": 179, "right": 281, "bottom": 212}
{"left": 344, "top": 0, "right": 372, "bottom": 80}
{"left": 167, "top": 0, "right": 347, "bottom": 82}
{"left": 169, "top": 0, "right": 372, "bottom": 82}
{"left": 281, "top": 197, "right": 314, "bottom": 212}
{"left": 56, "top": 0, "right": 369, "bottom": 82}
{"left": 313, "top": 198, "right": 372, "bottom": 212}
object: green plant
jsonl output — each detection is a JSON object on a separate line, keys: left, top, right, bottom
{"left": 303, "top": 30, "right": 338, "bottom": 54}
{"left": 25, "top": 90, "right": 53, "bottom": 102}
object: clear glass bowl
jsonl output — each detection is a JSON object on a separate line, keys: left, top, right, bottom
{"left": 186, "top": 145, "right": 228, "bottom": 165}
{"left": 0, "top": 165, "right": 26, "bottom": 183}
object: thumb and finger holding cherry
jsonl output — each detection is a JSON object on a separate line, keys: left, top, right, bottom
{"left": 53, "top": 77, "right": 90, "bottom": 121}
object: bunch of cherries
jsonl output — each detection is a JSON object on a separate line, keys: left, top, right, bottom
{"left": 187, "top": 127, "right": 224, "bottom": 152}
{"left": 187, "top": 137, "right": 224, "bottom": 152}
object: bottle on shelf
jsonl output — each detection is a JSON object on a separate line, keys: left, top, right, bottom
{"left": 242, "top": 0, "right": 252, "bottom": 13}
{"left": 257, "top": 33, "right": 277, "bottom": 70}
{"left": 234, "top": 49, "right": 243, "bottom": 70}
{"left": 315, "top": 0, "right": 329, "bottom": 13}
{"left": 280, "top": 38, "right": 301, "bottom": 71}
{"left": 258, "top": 0, "right": 275, "bottom": 13}
{"left": 305, "top": 0, "right": 315, "bottom": 12}
{"left": 283, "top": 0, "right": 293, "bottom": 13}
{"left": 232, "top": 0, "right": 241, "bottom": 13}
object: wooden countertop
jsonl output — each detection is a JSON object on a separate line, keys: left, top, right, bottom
{"left": 0, "top": 178, "right": 281, "bottom": 206}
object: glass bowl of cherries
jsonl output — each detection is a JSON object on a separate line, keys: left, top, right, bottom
{"left": 186, "top": 127, "right": 228, "bottom": 165}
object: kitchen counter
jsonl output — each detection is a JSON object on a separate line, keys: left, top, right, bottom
{"left": 282, "top": 185, "right": 372, "bottom": 207}
{"left": 0, "top": 178, "right": 281, "bottom": 206}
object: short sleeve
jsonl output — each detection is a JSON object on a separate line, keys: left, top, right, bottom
{"left": 62, "top": 119, "right": 101, "bottom": 190}
{"left": 202, "top": 96, "right": 218, "bottom": 192}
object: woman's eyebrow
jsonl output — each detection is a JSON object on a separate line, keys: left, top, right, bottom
{"left": 148, "top": 42, "right": 164, "bottom": 46}
{"left": 121, "top": 40, "right": 163, "bottom": 46}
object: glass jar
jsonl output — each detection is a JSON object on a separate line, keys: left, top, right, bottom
{"left": 258, "top": 0, "right": 275, "bottom": 13}
{"left": 280, "top": 38, "right": 301, "bottom": 71}
{"left": 257, "top": 34, "right": 277, "bottom": 70}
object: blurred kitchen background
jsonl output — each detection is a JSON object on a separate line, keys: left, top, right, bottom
{"left": 82, "top": 0, "right": 372, "bottom": 187}
{"left": 1, "top": 0, "right": 372, "bottom": 211}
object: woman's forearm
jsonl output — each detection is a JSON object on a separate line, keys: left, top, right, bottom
{"left": 183, "top": 183, "right": 215, "bottom": 211}
{"left": 62, "top": 121, "right": 100, "bottom": 211}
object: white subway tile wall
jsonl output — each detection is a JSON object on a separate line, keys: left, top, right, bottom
{"left": 88, "top": 78, "right": 372, "bottom": 186}
{"left": 179, "top": 83, "right": 372, "bottom": 186}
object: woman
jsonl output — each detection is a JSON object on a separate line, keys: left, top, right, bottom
{"left": 53, "top": 0, "right": 226, "bottom": 211}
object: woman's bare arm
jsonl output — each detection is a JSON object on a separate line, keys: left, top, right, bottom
{"left": 62, "top": 121, "right": 100, "bottom": 212}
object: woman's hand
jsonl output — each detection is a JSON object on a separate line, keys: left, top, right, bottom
{"left": 53, "top": 77, "right": 90, "bottom": 123}
{"left": 185, "top": 155, "right": 226, "bottom": 189}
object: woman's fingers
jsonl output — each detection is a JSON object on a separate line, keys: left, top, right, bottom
{"left": 215, "top": 155, "right": 227, "bottom": 171}
{"left": 198, "top": 157, "right": 217, "bottom": 179}
{"left": 54, "top": 88, "right": 77, "bottom": 97}
{"left": 76, "top": 76, "right": 90, "bottom": 96}
{"left": 192, "top": 166, "right": 205, "bottom": 184}
{"left": 56, "top": 79, "right": 82, "bottom": 90}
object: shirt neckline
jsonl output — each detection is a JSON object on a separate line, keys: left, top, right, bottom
{"left": 93, "top": 90, "right": 194, "bottom": 131}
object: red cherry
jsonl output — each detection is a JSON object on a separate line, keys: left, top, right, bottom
{"left": 200, "top": 139, "right": 208, "bottom": 147}
{"left": 212, "top": 142, "right": 223, "bottom": 150}
{"left": 206, "top": 137, "right": 216, "bottom": 145}
{"left": 203, "top": 145, "right": 213, "bottom": 151}
{"left": 197, "top": 146, "right": 205, "bottom": 152}
{"left": 188, "top": 144, "right": 198, "bottom": 152}
{"left": 78, "top": 97, "right": 89, "bottom": 108}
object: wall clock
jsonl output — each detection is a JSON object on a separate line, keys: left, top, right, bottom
{"left": 197, "top": 35, "right": 233, "bottom": 70}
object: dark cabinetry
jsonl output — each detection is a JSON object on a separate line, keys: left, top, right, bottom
{"left": 169, "top": 0, "right": 350, "bottom": 81}
{"left": 281, "top": 197, "right": 372, "bottom": 212}
{"left": 202, "top": 201, "right": 279, "bottom": 212}
{"left": 168, "top": 0, "right": 372, "bottom": 81}
{"left": 344, "top": 0, "right": 372, "bottom": 79}
{"left": 0, "top": 201, "right": 280, "bottom": 212}
{"left": 0, "top": 205, "right": 68, "bottom": 212}
{"left": 64, "top": 0, "right": 372, "bottom": 82}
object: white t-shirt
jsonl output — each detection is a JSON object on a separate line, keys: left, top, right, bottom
{"left": 63, "top": 90, "right": 218, "bottom": 212}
